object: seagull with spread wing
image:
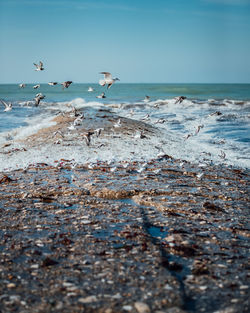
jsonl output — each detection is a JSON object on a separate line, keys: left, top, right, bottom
{"left": 99, "top": 72, "right": 120, "bottom": 89}
{"left": 33, "top": 61, "right": 44, "bottom": 71}
{"left": 34, "top": 93, "right": 45, "bottom": 106}
{"left": 0, "top": 99, "right": 12, "bottom": 112}
{"left": 61, "top": 81, "right": 73, "bottom": 89}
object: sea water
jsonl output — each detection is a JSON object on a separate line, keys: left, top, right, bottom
{"left": 0, "top": 83, "right": 249, "bottom": 169}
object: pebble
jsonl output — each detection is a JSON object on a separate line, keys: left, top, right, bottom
{"left": 7, "top": 283, "right": 16, "bottom": 288}
{"left": 78, "top": 295, "right": 97, "bottom": 303}
{"left": 123, "top": 305, "right": 133, "bottom": 311}
{"left": 134, "top": 301, "right": 151, "bottom": 313}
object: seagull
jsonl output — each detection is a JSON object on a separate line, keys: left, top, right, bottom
{"left": 209, "top": 111, "right": 222, "bottom": 116}
{"left": 52, "top": 130, "right": 64, "bottom": 138}
{"left": 96, "top": 92, "right": 106, "bottom": 99}
{"left": 141, "top": 113, "right": 150, "bottom": 121}
{"left": 34, "top": 93, "right": 45, "bottom": 106}
{"left": 134, "top": 130, "right": 146, "bottom": 139}
{"left": 155, "top": 118, "right": 166, "bottom": 124}
{"left": 195, "top": 124, "right": 204, "bottom": 135}
{"left": 219, "top": 150, "right": 226, "bottom": 159}
{"left": 33, "top": 61, "right": 44, "bottom": 71}
{"left": 67, "top": 124, "right": 76, "bottom": 131}
{"left": 48, "top": 82, "right": 58, "bottom": 86}
{"left": 143, "top": 96, "right": 150, "bottom": 103}
{"left": 33, "top": 84, "right": 40, "bottom": 89}
{"left": 83, "top": 131, "right": 94, "bottom": 146}
{"left": 94, "top": 128, "right": 104, "bottom": 137}
{"left": 113, "top": 119, "right": 121, "bottom": 128}
{"left": 19, "top": 83, "right": 26, "bottom": 88}
{"left": 88, "top": 87, "right": 94, "bottom": 92}
{"left": 0, "top": 99, "right": 12, "bottom": 112}
{"left": 128, "top": 109, "right": 134, "bottom": 116}
{"left": 184, "top": 133, "right": 193, "bottom": 140}
{"left": 73, "top": 114, "right": 84, "bottom": 126}
{"left": 174, "top": 96, "right": 186, "bottom": 104}
{"left": 61, "top": 81, "right": 73, "bottom": 89}
{"left": 99, "top": 72, "right": 120, "bottom": 89}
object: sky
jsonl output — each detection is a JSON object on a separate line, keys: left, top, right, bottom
{"left": 0, "top": 0, "right": 250, "bottom": 83}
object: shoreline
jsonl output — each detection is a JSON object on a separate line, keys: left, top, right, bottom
{"left": 1, "top": 105, "right": 249, "bottom": 172}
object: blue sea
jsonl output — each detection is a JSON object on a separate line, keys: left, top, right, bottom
{"left": 0, "top": 83, "right": 250, "bottom": 169}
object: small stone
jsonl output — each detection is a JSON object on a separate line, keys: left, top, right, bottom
{"left": 123, "top": 305, "right": 133, "bottom": 311}
{"left": 78, "top": 295, "right": 97, "bottom": 303}
{"left": 239, "top": 285, "right": 248, "bottom": 290}
{"left": 42, "top": 257, "right": 59, "bottom": 267}
{"left": 7, "top": 283, "right": 16, "bottom": 288}
{"left": 134, "top": 301, "right": 150, "bottom": 313}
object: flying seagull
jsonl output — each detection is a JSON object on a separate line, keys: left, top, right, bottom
{"left": 34, "top": 93, "right": 45, "bottom": 106}
{"left": 88, "top": 86, "right": 94, "bottom": 92}
{"left": 19, "top": 83, "right": 26, "bottom": 88}
{"left": 0, "top": 99, "right": 12, "bottom": 112}
{"left": 61, "top": 81, "right": 73, "bottom": 89}
{"left": 99, "top": 72, "right": 120, "bottom": 89}
{"left": 48, "top": 82, "right": 58, "bottom": 86}
{"left": 33, "top": 61, "right": 44, "bottom": 71}
{"left": 83, "top": 131, "right": 94, "bottom": 146}
{"left": 96, "top": 92, "right": 106, "bottom": 99}
{"left": 33, "top": 84, "right": 40, "bottom": 89}
{"left": 143, "top": 95, "right": 150, "bottom": 103}
{"left": 174, "top": 96, "right": 186, "bottom": 104}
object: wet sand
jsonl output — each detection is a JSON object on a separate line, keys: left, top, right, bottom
{"left": 0, "top": 110, "right": 249, "bottom": 313}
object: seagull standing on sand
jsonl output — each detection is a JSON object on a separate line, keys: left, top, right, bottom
{"left": 33, "top": 61, "right": 44, "bottom": 71}
{"left": 0, "top": 99, "right": 12, "bottom": 112}
{"left": 61, "top": 81, "right": 73, "bottom": 89}
{"left": 34, "top": 93, "right": 45, "bottom": 106}
{"left": 96, "top": 92, "right": 106, "bottom": 99}
{"left": 99, "top": 72, "right": 120, "bottom": 89}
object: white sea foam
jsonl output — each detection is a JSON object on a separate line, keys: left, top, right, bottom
{"left": 0, "top": 96, "right": 249, "bottom": 172}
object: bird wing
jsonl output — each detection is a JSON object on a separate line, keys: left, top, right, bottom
{"left": 33, "top": 63, "right": 38, "bottom": 68}
{"left": 34, "top": 97, "right": 40, "bottom": 105}
{"left": 39, "top": 61, "right": 43, "bottom": 67}
{"left": 0, "top": 99, "right": 9, "bottom": 109}
{"left": 99, "top": 79, "right": 106, "bottom": 86}
{"left": 100, "top": 72, "right": 112, "bottom": 79}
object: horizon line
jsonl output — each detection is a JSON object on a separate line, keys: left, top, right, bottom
{"left": 1, "top": 82, "right": 250, "bottom": 85}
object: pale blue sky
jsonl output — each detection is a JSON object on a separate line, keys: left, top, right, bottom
{"left": 0, "top": 0, "right": 249, "bottom": 83}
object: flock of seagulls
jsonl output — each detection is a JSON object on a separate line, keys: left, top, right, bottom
{"left": 0, "top": 62, "right": 228, "bottom": 164}
{"left": 1, "top": 61, "right": 122, "bottom": 111}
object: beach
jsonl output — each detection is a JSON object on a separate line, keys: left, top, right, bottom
{"left": 0, "top": 108, "right": 249, "bottom": 313}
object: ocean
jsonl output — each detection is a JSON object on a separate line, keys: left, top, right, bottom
{"left": 0, "top": 83, "right": 250, "bottom": 169}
